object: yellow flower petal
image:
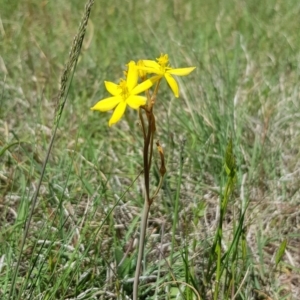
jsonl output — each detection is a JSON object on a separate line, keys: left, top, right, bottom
{"left": 141, "top": 60, "right": 164, "bottom": 75}
{"left": 127, "top": 95, "right": 147, "bottom": 109}
{"left": 167, "top": 67, "right": 196, "bottom": 76}
{"left": 105, "top": 81, "right": 121, "bottom": 96}
{"left": 126, "top": 61, "right": 138, "bottom": 91}
{"left": 137, "top": 66, "right": 162, "bottom": 75}
{"left": 109, "top": 101, "right": 127, "bottom": 126}
{"left": 148, "top": 75, "right": 163, "bottom": 84}
{"left": 142, "top": 60, "right": 161, "bottom": 70}
{"left": 91, "top": 96, "right": 122, "bottom": 112}
{"left": 131, "top": 79, "right": 153, "bottom": 95}
{"left": 164, "top": 73, "right": 179, "bottom": 98}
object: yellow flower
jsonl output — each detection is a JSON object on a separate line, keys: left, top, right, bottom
{"left": 141, "top": 54, "right": 196, "bottom": 97}
{"left": 91, "top": 61, "right": 153, "bottom": 126}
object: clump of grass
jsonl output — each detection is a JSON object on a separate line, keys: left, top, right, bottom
{"left": 3, "top": 0, "right": 95, "bottom": 299}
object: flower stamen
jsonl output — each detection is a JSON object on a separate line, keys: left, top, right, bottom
{"left": 119, "top": 79, "right": 129, "bottom": 99}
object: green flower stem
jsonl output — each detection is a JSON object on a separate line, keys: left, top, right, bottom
{"left": 133, "top": 108, "right": 154, "bottom": 300}
{"left": 139, "top": 108, "right": 146, "bottom": 140}
{"left": 133, "top": 85, "right": 165, "bottom": 298}
{"left": 133, "top": 198, "right": 151, "bottom": 300}
{"left": 147, "top": 111, "right": 156, "bottom": 179}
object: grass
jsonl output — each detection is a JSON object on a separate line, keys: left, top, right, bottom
{"left": 1, "top": 0, "right": 300, "bottom": 299}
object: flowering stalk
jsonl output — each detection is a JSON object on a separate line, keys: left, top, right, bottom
{"left": 133, "top": 83, "right": 162, "bottom": 300}
{"left": 91, "top": 54, "right": 195, "bottom": 299}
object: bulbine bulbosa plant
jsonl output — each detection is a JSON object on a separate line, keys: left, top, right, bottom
{"left": 91, "top": 54, "right": 195, "bottom": 299}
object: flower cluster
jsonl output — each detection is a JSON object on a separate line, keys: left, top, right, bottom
{"left": 91, "top": 54, "right": 195, "bottom": 126}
